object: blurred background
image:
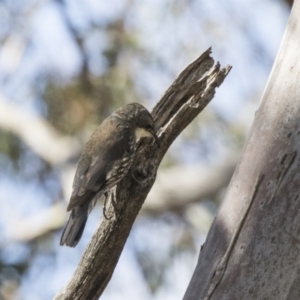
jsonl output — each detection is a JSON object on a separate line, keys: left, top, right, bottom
{"left": 0, "top": 0, "right": 291, "bottom": 299}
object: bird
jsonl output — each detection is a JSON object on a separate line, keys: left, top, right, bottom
{"left": 60, "top": 103, "right": 159, "bottom": 247}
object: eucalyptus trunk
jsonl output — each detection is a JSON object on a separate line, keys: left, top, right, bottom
{"left": 184, "top": 2, "right": 300, "bottom": 299}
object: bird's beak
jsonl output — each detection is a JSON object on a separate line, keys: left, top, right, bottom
{"left": 150, "top": 129, "right": 160, "bottom": 147}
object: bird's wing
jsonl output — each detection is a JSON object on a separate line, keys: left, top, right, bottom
{"left": 67, "top": 155, "right": 105, "bottom": 211}
{"left": 67, "top": 123, "right": 135, "bottom": 211}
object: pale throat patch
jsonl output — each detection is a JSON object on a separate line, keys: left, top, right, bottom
{"left": 135, "top": 127, "right": 153, "bottom": 139}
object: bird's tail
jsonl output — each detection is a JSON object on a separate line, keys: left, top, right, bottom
{"left": 60, "top": 206, "right": 88, "bottom": 247}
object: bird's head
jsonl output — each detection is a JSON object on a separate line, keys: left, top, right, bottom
{"left": 115, "top": 103, "right": 159, "bottom": 145}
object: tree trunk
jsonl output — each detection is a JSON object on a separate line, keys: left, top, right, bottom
{"left": 184, "top": 1, "right": 300, "bottom": 299}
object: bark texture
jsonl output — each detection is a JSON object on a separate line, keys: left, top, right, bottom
{"left": 54, "top": 49, "right": 231, "bottom": 300}
{"left": 184, "top": 2, "right": 300, "bottom": 300}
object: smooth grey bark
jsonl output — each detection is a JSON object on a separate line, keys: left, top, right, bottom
{"left": 184, "top": 2, "right": 300, "bottom": 300}
{"left": 54, "top": 49, "right": 231, "bottom": 300}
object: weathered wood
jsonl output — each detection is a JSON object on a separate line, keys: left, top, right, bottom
{"left": 54, "top": 49, "right": 230, "bottom": 300}
{"left": 184, "top": 2, "right": 300, "bottom": 299}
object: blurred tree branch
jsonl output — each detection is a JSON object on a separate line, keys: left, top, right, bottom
{"left": 7, "top": 202, "right": 65, "bottom": 242}
{"left": 54, "top": 48, "right": 231, "bottom": 300}
{"left": 284, "top": 0, "right": 293, "bottom": 8}
{"left": 145, "top": 155, "right": 236, "bottom": 214}
{"left": 55, "top": 0, "right": 92, "bottom": 90}
{"left": 0, "top": 94, "right": 80, "bottom": 164}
